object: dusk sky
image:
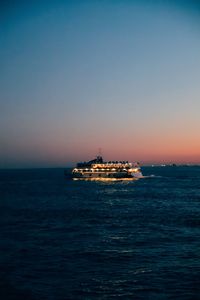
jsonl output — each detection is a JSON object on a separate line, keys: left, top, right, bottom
{"left": 1, "top": 0, "right": 200, "bottom": 168}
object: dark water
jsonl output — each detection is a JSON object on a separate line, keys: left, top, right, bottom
{"left": 0, "top": 167, "right": 200, "bottom": 300}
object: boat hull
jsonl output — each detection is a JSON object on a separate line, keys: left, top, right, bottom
{"left": 71, "top": 171, "right": 142, "bottom": 180}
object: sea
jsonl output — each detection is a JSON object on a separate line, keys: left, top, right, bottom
{"left": 0, "top": 166, "right": 199, "bottom": 300}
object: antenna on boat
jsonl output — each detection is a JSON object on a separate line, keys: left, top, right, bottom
{"left": 97, "top": 147, "right": 103, "bottom": 162}
{"left": 98, "top": 147, "right": 102, "bottom": 157}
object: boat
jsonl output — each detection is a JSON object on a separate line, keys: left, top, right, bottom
{"left": 71, "top": 155, "right": 143, "bottom": 180}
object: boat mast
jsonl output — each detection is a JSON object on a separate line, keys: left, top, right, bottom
{"left": 98, "top": 147, "right": 102, "bottom": 157}
{"left": 97, "top": 147, "right": 103, "bottom": 161}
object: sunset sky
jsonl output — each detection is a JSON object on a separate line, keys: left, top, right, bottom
{"left": 1, "top": 0, "right": 200, "bottom": 168}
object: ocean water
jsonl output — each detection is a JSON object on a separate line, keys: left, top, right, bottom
{"left": 0, "top": 166, "right": 199, "bottom": 300}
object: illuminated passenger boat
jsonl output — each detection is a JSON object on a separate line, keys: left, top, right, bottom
{"left": 71, "top": 156, "right": 143, "bottom": 180}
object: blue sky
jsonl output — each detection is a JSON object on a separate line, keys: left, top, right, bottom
{"left": 1, "top": 0, "right": 200, "bottom": 167}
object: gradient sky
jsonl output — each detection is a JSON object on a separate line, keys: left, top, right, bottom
{"left": 1, "top": 0, "right": 200, "bottom": 168}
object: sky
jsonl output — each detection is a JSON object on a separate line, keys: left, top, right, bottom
{"left": 0, "top": 0, "right": 200, "bottom": 168}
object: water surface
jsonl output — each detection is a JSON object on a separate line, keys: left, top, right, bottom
{"left": 0, "top": 167, "right": 199, "bottom": 299}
